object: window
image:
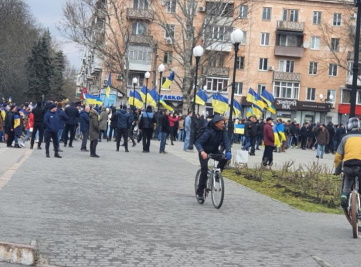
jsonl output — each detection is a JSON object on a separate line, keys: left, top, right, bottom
{"left": 165, "top": 24, "right": 175, "bottom": 38}
{"left": 257, "top": 84, "right": 266, "bottom": 95}
{"left": 279, "top": 35, "right": 297, "bottom": 47}
{"left": 210, "top": 26, "right": 231, "bottom": 41}
{"left": 260, "top": 33, "right": 270, "bottom": 46}
{"left": 306, "top": 88, "right": 316, "bottom": 101}
{"left": 128, "top": 46, "right": 152, "bottom": 62}
{"left": 327, "top": 89, "right": 336, "bottom": 103}
{"left": 163, "top": 51, "right": 173, "bottom": 64}
{"left": 274, "top": 81, "right": 299, "bottom": 99}
{"left": 133, "top": 0, "right": 148, "bottom": 9}
{"left": 259, "top": 58, "right": 268, "bottom": 71}
{"left": 241, "top": 31, "right": 247, "bottom": 45}
{"left": 235, "top": 82, "right": 243, "bottom": 95}
{"left": 132, "top": 22, "right": 147, "bottom": 35}
{"left": 236, "top": 56, "right": 245, "bottom": 69}
{"left": 262, "top": 7, "right": 271, "bottom": 20}
{"left": 206, "top": 77, "right": 229, "bottom": 92}
{"left": 310, "top": 36, "right": 320, "bottom": 50}
{"left": 330, "top": 38, "right": 339, "bottom": 52}
{"left": 313, "top": 11, "right": 322, "bottom": 24}
{"left": 342, "top": 89, "right": 351, "bottom": 103}
{"left": 166, "top": 0, "right": 176, "bottom": 13}
{"left": 206, "top": 2, "right": 234, "bottom": 17}
{"left": 279, "top": 60, "right": 294, "bottom": 72}
{"left": 347, "top": 62, "right": 361, "bottom": 76}
{"left": 208, "top": 52, "right": 225, "bottom": 67}
{"left": 283, "top": 9, "right": 299, "bottom": 22}
{"left": 127, "top": 72, "right": 144, "bottom": 87}
{"left": 329, "top": 63, "right": 338, "bottom": 76}
{"left": 309, "top": 62, "right": 318, "bottom": 75}
{"left": 239, "top": 5, "right": 248, "bottom": 19}
{"left": 333, "top": 13, "right": 342, "bottom": 26}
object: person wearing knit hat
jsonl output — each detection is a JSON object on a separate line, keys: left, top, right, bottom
{"left": 43, "top": 104, "right": 62, "bottom": 158}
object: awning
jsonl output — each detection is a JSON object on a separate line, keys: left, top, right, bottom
{"left": 338, "top": 104, "right": 361, "bottom": 116}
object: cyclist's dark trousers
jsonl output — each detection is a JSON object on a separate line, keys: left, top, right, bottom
{"left": 31, "top": 123, "right": 44, "bottom": 148}
{"left": 342, "top": 166, "right": 361, "bottom": 195}
{"left": 64, "top": 124, "right": 76, "bottom": 146}
{"left": 116, "top": 128, "right": 128, "bottom": 150}
{"left": 197, "top": 152, "right": 227, "bottom": 196}
{"left": 142, "top": 128, "right": 153, "bottom": 152}
{"left": 45, "top": 131, "right": 59, "bottom": 154}
{"left": 262, "top": 146, "right": 273, "bottom": 166}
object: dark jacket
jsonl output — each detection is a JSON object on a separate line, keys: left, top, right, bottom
{"left": 326, "top": 123, "right": 335, "bottom": 140}
{"left": 300, "top": 125, "right": 308, "bottom": 137}
{"left": 89, "top": 110, "right": 100, "bottom": 141}
{"left": 79, "top": 110, "right": 90, "bottom": 132}
{"left": 315, "top": 127, "right": 330, "bottom": 145}
{"left": 258, "top": 121, "right": 265, "bottom": 137}
{"left": 65, "top": 106, "right": 80, "bottom": 125}
{"left": 263, "top": 123, "right": 274, "bottom": 146}
{"left": 335, "top": 126, "right": 346, "bottom": 142}
{"left": 32, "top": 107, "right": 46, "bottom": 124}
{"left": 195, "top": 117, "right": 231, "bottom": 153}
{"left": 99, "top": 107, "right": 108, "bottom": 131}
{"left": 116, "top": 109, "right": 131, "bottom": 129}
{"left": 160, "top": 114, "right": 170, "bottom": 133}
{"left": 4, "top": 110, "right": 14, "bottom": 132}
{"left": 57, "top": 108, "right": 68, "bottom": 130}
{"left": 43, "top": 111, "right": 60, "bottom": 133}
{"left": 139, "top": 112, "right": 156, "bottom": 129}
{"left": 249, "top": 121, "right": 259, "bottom": 138}
{"left": 110, "top": 108, "right": 118, "bottom": 128}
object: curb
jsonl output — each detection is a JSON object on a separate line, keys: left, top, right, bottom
{"left": 0, "top": 242, "right": 36, "bottom": 266}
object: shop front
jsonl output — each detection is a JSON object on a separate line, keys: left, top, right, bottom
{"left": 338, "top": 104, "right": 361, "bottom": 125}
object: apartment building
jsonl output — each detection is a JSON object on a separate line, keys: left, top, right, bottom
{"left": 79, "top": 0, "right": 357, "bottom": 124}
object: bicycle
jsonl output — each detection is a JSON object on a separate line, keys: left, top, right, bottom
{"left": 342, "top": 172, "right": 361, "bottom": 238}
{"left": 194, "top": 153, "right": 225, "bottom": 209}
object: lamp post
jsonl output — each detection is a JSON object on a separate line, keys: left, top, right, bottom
{"left": 157, "top": 64, "right": 165, "bottom": 112}
{"left": 351, "top": 0, "right": 361, "bottom": 117}
{"left": 228, "top": 29, "right": 244, "bottom": 142}
{"left": 188, "top": 45, "right": 204, "bottom": 150}
{"left": 144, "top": 71, "right": 150, "bottom": 109}
{"left": 132, "top": 77, "right": 138, "bottom": 108}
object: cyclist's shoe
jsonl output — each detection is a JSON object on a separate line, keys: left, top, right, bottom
{"left": 340, "top": 194, "right": 348, "bottom": 208}
{"left": 196, "top": 194, "right": 204, "bottom": 201}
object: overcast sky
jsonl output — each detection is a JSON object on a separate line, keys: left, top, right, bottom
{"left": 26, "top": 0, "right": 83, "bottom": 69}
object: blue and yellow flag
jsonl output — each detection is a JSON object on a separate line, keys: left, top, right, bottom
{"left": 159, "top": 98, "right": 174, "bottom": 112}
{"left": 140, "top": 86, "right": 148, "bottom": 102}
{"left": 267, "top": 104, "right": 277, "bottom": 115}
{"left": 162, "top": 71, "right": 175, "bottom": 89}
{"left": 234, "top": 124, "right": 245, "bottom": 135}
{"left": 252, "top": 104, "right": 263, "bottom": 118}
{"left": 105, "top": 73, "right": 111, "bottom": 98}
{"left": 147, "top": 88, "right": 159, "bottom": 108}
{"left": 14, "top": 114, "right": 21, "bottom": 129}
{"left": 273, "top": 126, "right": 281, "bottom": 148}
{"left": 246, "top": 107, "right": 253, "bottom": 118}
{"left": 233, "top": 100, "right": 242, "bottom": 117}
{"left": 83, "top": 94, "right": 103, "bottom": 105}
{"left": 212, "top": 93, "right": 229, "bottom": 114}
{"left": 246, "top": 88, "right": 266, "bottom": 109}
{"left": 8, "top": 97, "right": 12, "bottom": 103}
{"left": 129, "top": 90, "right": 144, "bottom": 109}
{"left": 195, "top": 89, "right": 208, "bottom": 106}
{"left": 276, "top": 122, "right": 286, "bottom": 141}
{"left": 261, "top": 89, "right": 275, "bottom": 107}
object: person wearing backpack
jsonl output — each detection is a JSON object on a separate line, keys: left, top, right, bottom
{"left": 138, "top": 106, "right": 156, "bottom": 153}
{"left": 194, "top": 115, "right": 232, "bottom": 201}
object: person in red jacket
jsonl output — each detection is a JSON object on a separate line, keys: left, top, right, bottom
{"left": 262, "top": 117, "right": 275, "bottom": 167}
{"left": 168, "top": 113, "right": 180, "bottom": 145}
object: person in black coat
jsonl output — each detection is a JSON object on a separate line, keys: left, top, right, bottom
{"left": 334, "top": 124, "right": 346, "bottom": 151}
{"left": 116, "top": 105, "right": 131, "bottom": 152}
{"left": 64, "top": 103, "right": 80, "bottom": 147}
{"left": 159, "top": 110, "right": 170, "bottom": 154}
{"left": 139, "top": 106, "right": 156, "bottom": 153}
{"left": 43, "top": 104, "right": 62, "bottom": 158}
{"left": 300, "top": 122, "right": 309, "bottom": 150}
{"left": 30, "top": 101, "right": 46, "bottom": 149}
{"left": 325, "top": 121, "right": 336, "bottom": 154}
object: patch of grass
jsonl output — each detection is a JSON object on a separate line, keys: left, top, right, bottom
{"left": 224, "top": 169, "right": 343, "bottom": 214}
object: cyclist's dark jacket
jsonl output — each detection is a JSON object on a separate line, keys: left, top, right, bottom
{"left": 194, "top": 117, "right": 231, "bottom": 154}
{"left": 334, "top": 130, "right": 361, "bottom": 168}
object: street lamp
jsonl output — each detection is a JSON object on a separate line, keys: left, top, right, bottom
{"left": 228, "top": 29, "right": 244, "bottom": 142}
{"left": 319, "top": 93, "right": 334, "bottom": 102}
{"left": 157, "top": 64, "right": 165, "bottom": 111}
{"left": 132, "top": 77, "right": 138, "bottom": 108}
{"left": 350, "top": 0, "right": 361, "bottom": 118}
{"left": 188, "top": 45, "right": 204, "bottom": 150}
{"left": 144, "top": 71, "right": 150, "bottom": 109}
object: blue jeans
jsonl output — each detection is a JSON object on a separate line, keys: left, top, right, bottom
{"left": 57, "top": 129, "right": 63, "bottom": 142}
{"left": 178, "top": 129, "right": 185, "bottom": 142}
{"left": 317, "top": 144, "right": 325, "bottom": 158}
{"left": 22, "top": 129, "right": 31, "bottom": 144}
{"left": 242, "top": 136, "right": 251, "bottom": 150}
{"left": 0, "top": 131, "right": 3, "bottom": 142}
{"left": 184, "top": 130, "right": 190, "bottom": 150}
{"left": 159, "top": 132, "right": 167, "bottom": 153}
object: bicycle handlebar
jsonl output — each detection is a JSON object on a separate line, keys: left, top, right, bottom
{"left": 208, "top": 153, "right": 226, "bottom": 160}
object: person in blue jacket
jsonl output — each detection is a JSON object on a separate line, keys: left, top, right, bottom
{"left": 43, "top": 104, "right": 62, "bottom": 158}
{"left": 79, "top": 106, "right": 90, "bottom": 151}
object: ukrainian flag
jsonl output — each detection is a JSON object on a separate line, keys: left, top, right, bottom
{"left": 276, "top": 122, "right": 286, "bottom": 141}
{"left": 129, "top": 90, "right": 144, "bottom": 109}
{"left": 159, "top": 98, "right": 174, "bottom": 112}
{"left": 147, "top": 88, "right": 159, "bottom": 108}
{"left": 273, "top": 126, "right": 281, "bottom": 148}
{"left": 105, "top": 73, "right": 111, "bottom": 98}
{"left": 246, "top": 107, "right": 253, "bottom": 118}
{"left": 261, "top": 89, "right": 275, "bottom": 107}
{"left": 212, "top": 93, "right": 229, "bottom": 114}
{"left": 267, "top": 104, "right": 277, "bottom": 115}
{"left": 8, "top": 97, "right": 12, "bottom": 103}
{"left": 195, "top": 89, "right": 208, "bottom": 106}
{"left": 233, "top": 100, "right": 242, "bottom": 117}
{"left": 14, "top": 114, "right": 21, "bottom": 129}
{"left": 252, "top": 104, "right": 263, "bottom": 118}
{"left": 162, "top": 71, "right": 175, "bottom": 89}
{"left": 140, "top": 85, "right": 148, "bottom": 102}
{"left": 234, "top": 124, "right": 245, "bottom": 135}
{"left": 246, "top": 88, "right": 266, "bottom": 109}
{"left": 83, "top": 94, "right": 103, "bottom": 105}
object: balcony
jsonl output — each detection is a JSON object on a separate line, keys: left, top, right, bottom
{"left": 346, "top": 75, "right": 361, "bottom": 86}
{"left": 127, "top": 8, "right": 154, "bottom": 21}
{"left": 277, "top": 20, "right": 304, "bottom": 32}
{"left": 275, "top": 46, "right": 304, "bottom": 58}
{"left": 129, "top": 34, "right": 156, "bottom": 46}
{"left": 205, "top": 41, "right": 232, "bottom": 52}
{"left": 273, "top": 71, "right": 301, "bottom": 82}
{"left": 203, "top": 66, "right": 229, "bottom": 77}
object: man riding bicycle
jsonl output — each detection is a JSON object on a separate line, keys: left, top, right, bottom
{"left": 194, "top": 115, "right": 232, "bottom": 201}
{"left": 334, "top": 117, "right": 361, "bottom": 208}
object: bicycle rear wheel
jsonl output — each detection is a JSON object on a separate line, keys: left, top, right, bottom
{"left": 350, "top": 191, "right": 359, "bottom": 238}
{"left": 211, "top": 172, "right": 224, "bottom": 209}
{"left": 195, "top": 169, "right": 205, "bottom": 204}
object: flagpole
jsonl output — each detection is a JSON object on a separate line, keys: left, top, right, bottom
{"left": 144, "top": 72, "right": 150, "bottom": 109}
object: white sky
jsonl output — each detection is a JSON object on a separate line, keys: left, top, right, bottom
{"left": 26, "top": 0, "right": 83, "bottom": 69}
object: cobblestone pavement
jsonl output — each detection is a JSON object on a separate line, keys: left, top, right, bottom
{"left": 0, "top": 139, "right": 359, "bottom": 267}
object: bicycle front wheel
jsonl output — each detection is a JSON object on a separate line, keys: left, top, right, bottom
{"left": 211, "top": 172, "right": 224, "bottom": 209}
{"left": 350, "top": 191, "right": 359, "bottom": 238}
{"left": 195, "top": 169, "right": 205, "bottom": 204}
